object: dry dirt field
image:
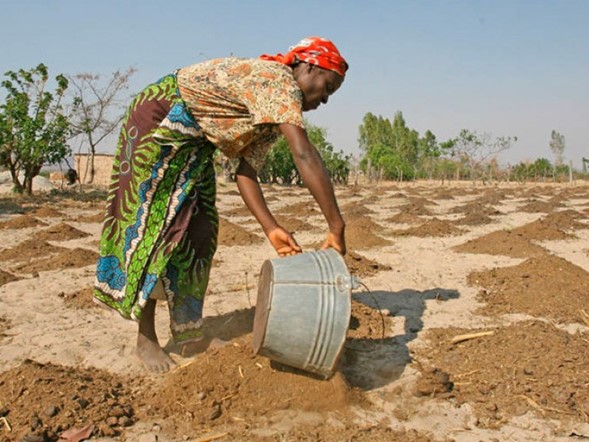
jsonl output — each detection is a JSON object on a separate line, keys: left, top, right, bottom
{"left": 0, "top": 180, "right": 588, "bottom": 442}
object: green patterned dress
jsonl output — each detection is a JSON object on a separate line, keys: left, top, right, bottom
{"left": 94, "top": 59, "right": 305, "bottom": 344}
{"left": 94, "top": 74, "right": 218, "bottom": 343}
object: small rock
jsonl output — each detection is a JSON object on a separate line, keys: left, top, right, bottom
{"left": 22, "top": 433, "right": 45, "bottom": 442}
{"left": 0, "top": 406, "right": 8, "bottom": 417}
{"left": 196, "top": 391, "right": 207, "bottom": 401}
{"left": 209, "top": 404, "right": 222, "bottom": 421}
{"left": 106, "top": 416, "right": 119, "bottom": 427}
{"left": 43, "top": 405, "right": 59, "bottom": 417}
{"left": 77, "top": 398, "right": 90, "bottom": 409}
{"left": 30, "top": 414, "right": 42, "bottom": 430}
{"left": 109, "top": 406, "right": 126, "bottom": 418}
{"left": 118, "top": 416, "right": 133, "bottom": 427}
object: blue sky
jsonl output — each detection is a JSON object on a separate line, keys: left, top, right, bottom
{"left": 2, "top": 0, "right": 588, "bottom": 167}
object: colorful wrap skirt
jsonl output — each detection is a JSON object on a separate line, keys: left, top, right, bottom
{"left": 94, "top": 73, "right": 218, "bottom": 344}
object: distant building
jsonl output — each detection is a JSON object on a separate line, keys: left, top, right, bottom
{"left": 74, "top": 153, "right": 114, "bottom": 187}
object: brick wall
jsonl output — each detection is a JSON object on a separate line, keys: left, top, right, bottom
{"left": 74, "top": 154, "right": 114, "bottom": 187}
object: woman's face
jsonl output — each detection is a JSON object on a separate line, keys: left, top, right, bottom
{"left": 295, "top": 64, "right": 344, "bottom": 112}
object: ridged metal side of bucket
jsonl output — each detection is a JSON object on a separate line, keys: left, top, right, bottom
{"left": 305, "top": 250, "right": 344, "bottom": 371}
{"left": 252, "top": 249, "right": 352, "bottom": 378}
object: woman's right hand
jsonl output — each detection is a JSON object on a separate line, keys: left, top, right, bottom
{"left": 267, "top": 226, "right": 302, "bottom": 257}
{"left": 321, "top": 230, "right": 346, "bottom": 255}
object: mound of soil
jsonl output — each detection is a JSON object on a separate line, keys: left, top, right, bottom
{"left": 473, "top": 192, "right": 508, "bottom": 206}
{"left": 221, "top": 204, "right": 255, "bottom": 217}
{"left": 396, "top": 202, "right": 434, "bottom": 217}
{"left": 0, "top": 316, "right": 10, "bottom": 339}
{"left": 453, "top": 230, "right": 547, "bottom": 258}
{"left": 510, "top": 222, "right": 572, "bottom": 241}
{"left": 385, "top": 191, "right": 408, "bottom": 199}
{"left": 519, "top": 199, "right": 560, "bottom": 213}
{"left": 450, "top": 201, "right": 501, "bottom": 216}
{"left": 386, "top": 212, "right": 423, "bottom": 224}
{"left": 58, "top": 286, "right": 98, "bottom": 310}
{"left": 71, "top": 211, "right": 104, "bottom": 223}
{"left": 277, "top": 201, "right": 320, "bottom": 217}
{"left": 340, "top": 201, "right": 375, "bottom": 218}
{"left": 137, "top": 338, "right": 367, "bottom": 436}
{"left": 0, "top": 215, "right": 47, "bottom": 230}
{"left": 345, "top": 251, "right": 392, "bottom": 278}
{"left": 413, "top": 321, "right": 589, "bottom": 428}
{"left": 30, "top": 206, "right": 64, "bottom": 218}
{"left": 14, "top": 247, "right": 99, "bottom": 273}
{"left": 510, "top": 211, "right": 587, "bottom": 241}
{"left": 468, "top": 254, "right": 589, "bottom": 324}
{"left": 430, "top": 189, "right": 455, "bottom": 200}
{"left": 0, "top": 269, "right": 21, "bottom": 286}
{"left": 454, "top": 212, "right": 494, "bottom": 226}
{"left": 273, "top": 214, "right": 316, "bottom": 233}
{"left": 0, "top": 239, "right": 68, "bottom": 263}
{"left": 0, "top": 359, "right": 137, "bottom": 441}
{"left": 218, "top": 218, "right": 264, "bottom": 247}
{"left": 346, "top": 219, "right": 392, "bottom": 250}
{"left": 408, "top": 196, "right": 438, "bottom": 206}
{"left": 348, "top": 299, "right": 393, "bottom": 341}
{"left": 33, "top": 223, "right": 91, "bottom": 241}
{"left": 393, "top": 219, "right": 463, "bottom": 237}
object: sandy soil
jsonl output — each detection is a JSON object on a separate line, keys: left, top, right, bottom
{"left": 0, "top": 180, "right": 588, "bottom": 442}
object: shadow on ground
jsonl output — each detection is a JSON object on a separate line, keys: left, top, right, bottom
{"left": 340, "top": 287, "right": 460, "bottom": 391}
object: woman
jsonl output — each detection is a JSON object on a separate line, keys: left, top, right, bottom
{"left": 94, "top": 37, "right": 348, "bottom": 373}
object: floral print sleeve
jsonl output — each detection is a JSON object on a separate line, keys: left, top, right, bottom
{"left": 177, "top": 58, "right": 305, "bottom": 172}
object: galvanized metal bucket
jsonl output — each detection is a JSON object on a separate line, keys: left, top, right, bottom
{"left": 252, "top": 248, "right": 356, "bottom": 378}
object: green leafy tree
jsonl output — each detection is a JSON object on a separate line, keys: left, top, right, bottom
{"left": 259, "top": 121, "right": 350, "bottom": 186}
{"left": 531, "top": 157, "right": 552, "bottom": 180}
{"left": 358, "top": 112, "right": 393, "bottom": 154}
{"left": 391, "top": 111, "right": 419, "bottom": 166}
{"left": 0, "top": 64, "right": 71, "bottom": 194}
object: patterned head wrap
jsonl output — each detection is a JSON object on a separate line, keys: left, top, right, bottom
{"left": 260, "top": 36, "right": 348, "bottom": 78}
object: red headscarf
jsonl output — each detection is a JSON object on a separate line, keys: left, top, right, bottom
{"left": 260, "top": 37, "right": 348, "bottom": 78}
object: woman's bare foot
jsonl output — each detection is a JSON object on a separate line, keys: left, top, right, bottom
{"left": 136, "top": 298, "right": 176, "bottom": 373}
{"left": 137, "top": 333, "right": 177, "bottom": 373}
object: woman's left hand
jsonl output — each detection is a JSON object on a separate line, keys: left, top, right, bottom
{"left": 267, "top": 226, "right": 302, "bottom": 257}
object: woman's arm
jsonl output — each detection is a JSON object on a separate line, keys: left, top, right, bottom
{"left": 235, "top": 158, "right": 301, "bottom": 256}
{"left": 279, "top": 123, "right": 346, "bottom": 255}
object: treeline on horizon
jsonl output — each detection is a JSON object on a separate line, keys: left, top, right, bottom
{"left": 0, "top": 64, "right": 582, "bottom": 195}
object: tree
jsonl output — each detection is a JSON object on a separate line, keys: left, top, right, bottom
{"left": 447, "top": 129, "right": 517, "bottom": 181}
{"left": 358, "top": 112, "right": 393, "bottom": 154}
{"left": 549, "top": 130, "right": 565, "bottom": 167}
{"left": 259, "top": 121, "right": 350, "bottom": 186}
{"left": 390, "top": 111, "right": 419, "bottom": 165}
{"left": 68, "top": 67, "right": 136, "bottom": 183}
{"left": 0, "top": 64, "right": 71, "bottom": 194}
